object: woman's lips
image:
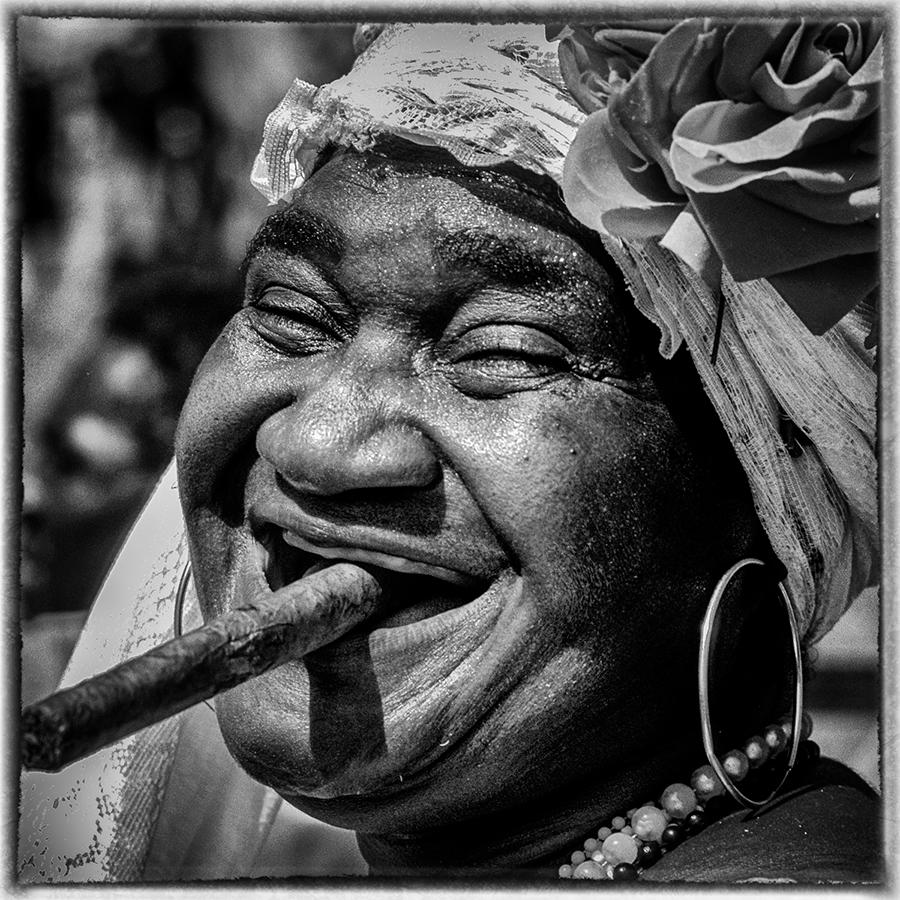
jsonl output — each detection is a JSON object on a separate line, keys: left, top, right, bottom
{"left": 281, "top": 530, "right": 481, "bottom": 588}
{"left": 251, "top": 526, "right": 490, "bottom": 639}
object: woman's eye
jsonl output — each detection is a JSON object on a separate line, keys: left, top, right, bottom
{"left": 245, "top": 287, "right": 344, "bottom": 353}
{"left": 444, "top": 325, "right": 572, "bottom": 395}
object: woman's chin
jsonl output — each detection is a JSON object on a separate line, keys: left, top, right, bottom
{"left": 213, "top": 667, "right": 458, "bottom": 807}
{"left": 209, "top": 567, "right": 543, "bottom": 826}
{"left": 222, "top": 721, "right": 458, "bottom": 827}
{"left": 273, "top": 763, "right": 400, "bottom": 802}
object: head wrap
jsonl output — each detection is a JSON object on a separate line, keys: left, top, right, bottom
{"left": 252, "top": 22, "right": 878, "bottom": 645}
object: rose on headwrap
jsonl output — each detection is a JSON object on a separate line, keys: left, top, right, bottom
{"left": 547, "top": 22, "right": 670, "bottom": 113}
{"left": 554, "top": 18, "right": 882, "bottom": 334}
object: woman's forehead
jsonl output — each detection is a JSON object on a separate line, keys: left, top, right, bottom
{"left": 302, "top": 149, "right": 592, "bottom": 241}
{"left": 247, "top": 149, "right": 614, "bottom": 287}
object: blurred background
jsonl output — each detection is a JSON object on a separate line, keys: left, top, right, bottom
{"left": 16, "top": 14, "right": 879, "bottom": 851}
{"left": 19, "top": 18, "right": 356, "bottom": 627}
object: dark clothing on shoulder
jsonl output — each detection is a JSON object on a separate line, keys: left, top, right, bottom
{"left": 643, "top": 759, "right": 880, "bottom": 884}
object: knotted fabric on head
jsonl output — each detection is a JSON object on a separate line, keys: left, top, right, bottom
{"left": 252, "top": 22, "right": 877, "bottom": 645}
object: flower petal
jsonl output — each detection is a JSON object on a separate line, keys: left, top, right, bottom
{"left": 659, "top": 207, "right": 722, "bottom": 286}
{"left": 562, "top": 108, "right": 682, "bottom": 238}
{"left": 559, "top": 37, "right": 609, "bottom": 112}
{"left": 672, "top": 51, "right": 879, "bottom": 169}
{"left": 607, "top": 19, "right": 725, "bottom": 190}
{"left": 592, "top": 26, "right": 667, "bottom": 62}
{"left": 716, "top": 19, "right": 798, "bottom": 101}
{"left": 767, "top": 252, "right": 879, "bottom": 334}
{"left": 672, "top": 100, "right": 782, "bottom": 166}
{"left": 684, "top": 181, "right": 877, "bottom": 279}
{"left": 745, "top": 179, "right": 879, "bottom": 225}
{"left": 751, "top": 57, "right": 850, "bottom": 113}
{"left": 545, "top": 23, "right": 567, "bottom": 41}
{"left": 672, "top": 117, "right": 879, "bottom": 198}
{"left": 773, "top": 20, "right": 810, "bottom": 81}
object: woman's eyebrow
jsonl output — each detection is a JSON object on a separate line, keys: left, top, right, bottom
{"left": 242, "top": 208, "right": 345, "bottom": 272}
{"left": 432, "top": 229, "right": 595, "bottom": 291}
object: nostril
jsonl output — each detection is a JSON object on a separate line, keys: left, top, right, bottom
{"left": 274, "top": 469, "right": 338, "bottom": 499}
{"left": 272, "top": 460, "right": 442, "bottom": 503}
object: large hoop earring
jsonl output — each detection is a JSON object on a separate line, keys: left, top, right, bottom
{"left": 173, "top": 561, "right": 192, "bottom": 639}
{"left": 698, "top": 557, "right": 804, "bottom": 809}
{"left": 172, "top": 562, "right": 215, "bottom": 713}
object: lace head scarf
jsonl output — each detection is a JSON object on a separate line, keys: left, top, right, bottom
{"left": 254, "top": 21, "right": 878, "bottom": 645}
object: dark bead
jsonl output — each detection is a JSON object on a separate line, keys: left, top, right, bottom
{"left": 612, "top": 863, "right": 639, "bottom": 881}
{"left": 800, "top": 711, "right": 814, "bottom": 741}
{"left": 704, "top": 794, "right": 729, "bottom": 820}
{"left": 684, "top": 810, "right": 705, "bottom": 835}
{"left": 637, "top": 841, "right": 661, "bottom": 868}
{"left": 798, "top": 740, "right": 821, "bottom": 768}
{"left": 661, "top": 823, "right": 684, "bottom": 847}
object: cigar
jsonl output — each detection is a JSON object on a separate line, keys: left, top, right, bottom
{"left": 21, "top": 562, "right": 390, "bottom": 773}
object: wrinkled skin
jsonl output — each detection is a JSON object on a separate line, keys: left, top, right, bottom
{"left": 175, "top": 150, "right": 771, "bottom": 872}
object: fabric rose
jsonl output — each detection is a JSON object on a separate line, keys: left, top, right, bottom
{"left": 554, "top": 18, "right": 882, "bottom": 334}
{"left": 547, "top": 22, "right": 670, "bottom": 113}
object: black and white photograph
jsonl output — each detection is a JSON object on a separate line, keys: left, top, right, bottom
{"left": 11, "top": 6, "right": 887, "bottom": 886}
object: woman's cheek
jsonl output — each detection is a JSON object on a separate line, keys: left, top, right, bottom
{"left": 469, "top": 387, "right": 715, "bottom": 637}
{"left": 434, "top": 387, "right": 658, "bottom": 588}
{"left": 175, "top": 324, "right": 293, "bottom": 508}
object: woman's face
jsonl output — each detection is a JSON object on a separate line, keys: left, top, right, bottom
{"left": 175, "top": 151, "right": 756, "bottom": 841}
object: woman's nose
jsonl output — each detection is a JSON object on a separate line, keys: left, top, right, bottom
{"left": 255, "top": 375, "right": 440, "bottom": 496}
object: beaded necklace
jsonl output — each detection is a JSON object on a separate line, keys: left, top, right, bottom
{"left": 558, "top": 713, "right": 818, "bottom": 880}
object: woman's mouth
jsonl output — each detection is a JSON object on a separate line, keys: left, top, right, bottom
{"left": 254, "top": 526, "right": 487, "bottom": 631}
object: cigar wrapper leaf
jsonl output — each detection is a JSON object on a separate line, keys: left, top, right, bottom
{"left": 21, "top": 562, "right": 387, "bottom": 773}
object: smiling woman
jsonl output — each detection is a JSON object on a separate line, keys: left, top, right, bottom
{"left": 177, "top": 148, "right": 767, "bottom": 857}
{"left": 19, "top": 20, "right": 882, "bottom": 885}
